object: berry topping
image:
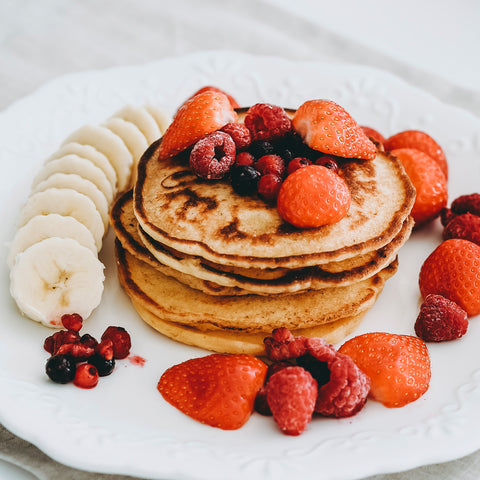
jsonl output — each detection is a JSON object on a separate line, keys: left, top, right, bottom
{"left": 55, "top": 342, "right": 95, "bottom": 362}
{"left": 248, "top": 140, "right": 275, "bottom": 159}
{"left": 415, "top": 294, "right": 468, "bottom": 342}
{"left": 264, "top": 327, "right": 308, "bottom": 361}
{"left": 101, "top": 326, "right": 131, "bottom": 359}
{"left": 79, "top": 333, "right": 98, "bottom": 349}
{"left": 419, "top": 239, "right": 480, "bottom": 316}
{"left": 266, "top": 366, "right": 318, "bottom": 436}
{"left": 440, "top": 207, "right": 457, "bottom": 227}
{"left": 44, "top": 329, "right": 81, "bottom": 355}
{"left": 384, "top": 129, "right": 448, "bottom": 179}
{"left": 220, "top": 122, "right": 251, "bottom": 150}
{"left": 158, "top": 354, "right": 267, "bottom": 430}
{"left": 443, "top": 212, "right": 480, "bottom": 245}
{"left": 255, "top": 154, "right": 286, "bottom": 178}
{"left": 187, "top": 86, "right": 240, "bottom": 109}
{"left": 95, "top": 338, "right": 114, "bottom": 361}
{"left": 339, "top": 333, "right": 431, "bottom": 408}
{"left": 60, "top": 313, "right": 83, "bottom": 332}
{"left": 230, "top": 165, "right": 261, "bottom": 196}
{"left": 45, "top": 354, "right": 76, "bottom": 384}
{"left": 244, "top": 103, "right": 292, "bottom": 142}
{"left": 234, "top": 151, "right": 255, "bottom": 166}
{"left": 292, "top": 100, "right": 377, "bottom": 160}
{"left": 390, "top": 148, "right": 448, "bottom": 225}
{"left": 158, "top": 90, "right": 237, "bottom": 160}
{"left": 361, "top": 126, "right": 386, "bottom": 145}
{"left": 276, "top": 165, "right": 351, "bottom": 228}
{"left": 287, "top": 157, "right": 311, "bottom": 176}
{"left": 451, "top": 193, "right": 480, "bottom": 217}
{"left": 90, "top": 353, "right": 115, "bottom": 377}
{"left": 73, "top": 363, "right": 99, "bottom": 389}
{"left": 189, "top": 131, "right": 236, "bottom": 180}
{"left": 257, "top": 174, "right": 283, "bottom": 203}
{"left": 314, "top": 155, "right": 339, "bottom": 173}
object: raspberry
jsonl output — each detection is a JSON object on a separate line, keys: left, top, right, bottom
{"left": 443, "top": 212, "right": 480, "bottom": 245}
{"left": 220, "top": 123, "right": 251, "bottom": 150}
{"left": 257, "top": 174, "right": 282, "bottom": 203}
{"left": 60, "top": 313, "right": 83, "bottom": 332}
{"left": 440, "top": 207, "right": 457, "bottom": 227}
{"left": 287, "top": 157, "right": 311, "bottom": 176}
{"left": 101, "top": 326, "right": 131, "bottom": 359}
{"left": 306, "top": 337, "right": 371, "bottom": 417}
{"left": 266, "top": 366, "right": 318, "bottom": 436}
{"left": 264, "top": 327, "right": 308, "bottom": 361}
{"left": 415, "top": 294, "right": 468, "bottom": 342}
{"left": 95, "top": 338, "right": 114, "bottom": 361}
{"left": 315, "top": 155, "right": 339, "bottom": 174}
{"left": 45, "top": 330, "right": 81, "bottom": 355}
{"left": 451, "top": 193, "right": 480, "bottom": 217}
{"left": 277, "top": 165, "right": 351, "bottom": 228}
{"left": 230, "top": 165, "right": 260, "bottom": 196}
{"left": 189, "top": 131, "right": 236, "bottom": 180}
{"left": 234, "top": 151, "right": 255, "bottom": 166}
{"left": 73, "top": 364, "right": 99, "bottom": 389}
{"left": 256, "top": 154, "right": 286, "bottom": 177}
{"left": 244, "top": 103, "right": 292, "bottom": 142}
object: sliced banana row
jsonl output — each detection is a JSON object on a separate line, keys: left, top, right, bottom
{"left": 9, "top": 104, "right": 172, "bottom": 327}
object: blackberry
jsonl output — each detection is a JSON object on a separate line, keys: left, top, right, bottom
{"left": 230, "top": 165, "right": 260, "bottom": 196}
{"left": 45, "top": 354, "right": 76, "bottom": 384}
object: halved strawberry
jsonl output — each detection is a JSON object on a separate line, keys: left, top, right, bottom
{"left": 292, "top": 100, "right": 376, "bottom": 160}
{"left": 158, "top": 91, "right": 237, "bottom": 160}
{"left": 158, "top": 353, "right": 267, "bottom": 430}
{"left": 339, "top": 332, "right": 431, "bottom": 408}
{"left": 187, "top": 86, "right": 240, "bottom": 109}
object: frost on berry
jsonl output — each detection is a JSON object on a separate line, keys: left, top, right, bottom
{"left": 264, "top": 328, "right": 308, "bottom": 361}
{"left": 244, "top": 103, "right": 292, "bottom": 142}
{"left": 220, "top": 123, "right": 251, "bottom": 150}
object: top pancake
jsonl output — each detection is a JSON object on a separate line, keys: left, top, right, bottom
{"left": 135, "top": 137, "right": 415, "bottom": 271}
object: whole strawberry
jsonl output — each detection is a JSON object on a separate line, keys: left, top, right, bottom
{"left": 292, "top": 100, "right": 376, "bottom": 160}
{"left": 266, "top": 366, "right": 317, "bottom": 436}
{"left": 415, "top": 294, "right": 468, "bottom": 342}
{"left": 158, "top": 354, "right": 267, "bottom": 430}
{"left": 419, "top": 239, "right": 480, "bottom": 317}
{"left": 339, "top": 333, "right": 431, "bottom": 408}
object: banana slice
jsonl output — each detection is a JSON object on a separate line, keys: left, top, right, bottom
{"left": 112, "top": 105, "right": 162, "bottom": 144}
{"left": 32, "top": 154, "right": 114, "bottom": 205}
{"left": 145, "top": 105, "right": 172, "bottom": 134}
{"left": 48, "top": 142, "right": 117, "bottom": 193}
{"left": 32, "top": 173, "right": 109, "bottom": 231}
{"left": 63, "top": 125, "right": 133, "bottom": 193}
{"left": 7, "top": 213, "right": 97, "bottom": 268}
{"left": 10, "top": 237, "right": 104, "bottom": 327}
{"left": 103, "top": 117, "right": 149, "bottom": 164}
{"left": 19, "top": 188, "right": 105, "bottom": 251}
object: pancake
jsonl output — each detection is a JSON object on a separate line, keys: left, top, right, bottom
{"left": 115, "top": 240, "right": 398, "bottom": 332}
{"left": 134, "top": 141, "right": 415, "bottom": 269}
{"left": 112, "top": 190, "right": 413, "bottom": 295}
{"left": 130, "top": 297, "right": 369, "bottom": 355}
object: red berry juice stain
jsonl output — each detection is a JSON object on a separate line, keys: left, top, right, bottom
{"left": 129, "top": 355, "right": 146, "bottom": 367}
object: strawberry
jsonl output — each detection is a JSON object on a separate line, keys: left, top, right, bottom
{"left": 276, "top": 165, "right": 351, "bottom": 228}
{"left": 266, "top": 366, "right": 317, "bottom": 436}
{"left": 415, "top": 294, "right": 468, "bottom": 342}
{"left": 419, "top": 239, "right": 480, "bottom": 316}
{"left": 158, "top": 91, "right": 237, "bottom": 160}
{"left": 339, "top": 333, "right": 431, "bottom": 408}
{"left": 361, "top": 126, "right": 386, "bottom": 145}
{"left": 390, "top": 148, "right": 448, "bottom": 225}
{"left": 188, "top": 86, "right": 240, "bottom": 109}
{"left": 292, "top": 100, "right": 377, "bottom": 160}
{"left": 384, "top": 130, "right": 448, "bottom": 179}
{"left": 157, "top": 354, "right": 267, "bottom": 430}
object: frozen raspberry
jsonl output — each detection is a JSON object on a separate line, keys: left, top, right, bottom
{"left": 415, "top": 294, "right": 468, "bottom": 342}
{"left": 44, "top": 330, "right": 81, "bottom": 355}
{"left": 189, "top": 131, "right": 236, "bottom": 180}
{"left": 440, "top": 207, "right": 457, "bottom": 227}
{"left": 60, "top": 313, "right": 83, "bottom": 332}
{"left": 95, "top": 338, "right": 114, "bottom": 361}
{"left": 287, "top": 157, "right": 311, "bottom": 176}
{"left": 244, "top": 104, "right": 292, "bottom": 142}
{"left": 443, "top": 212, "right": 480, "bottom": 245}
{"left": 220, "top": 123, "right": 251, "bottom": 150}
{"left": 266, "top": 366, "right": 317, "bottom": 436}
{"left": 234, "top": 151, "right": 255, "bottom": 166}
{"left": 256, "top": 155, "right": 286, "bottom": 178}
{"left": 305, "top": 337, "right": 371, "bottom": 417}
{"left": 258, "top": 174, "right": 283, "bottom": 203}
{"left": 230, "top": 165, "right": 260, "bottom": 196}
{"left": 451, "top": 193, "right": 480, "bottom": 217}
{"left": 55, "top": 342, "right": 95, "bottom": 362}
{"left": 264, "top": 328, "right": 308, "bottom": 361}
{"left": 315, "top": 155, "right": 339, "bottom": 174}
{"left": 101, "top": 327, "right": 131, "bottom": 359}
{"left": 73, "top": 364, "right": 99, "bottom": 389}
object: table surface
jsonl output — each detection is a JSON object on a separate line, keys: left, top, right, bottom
{"left": 1, "top": 1, "right": 480, "bottom": 479}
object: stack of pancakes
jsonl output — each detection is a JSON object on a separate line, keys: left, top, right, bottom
{"left": 112, "top": 128, "right": 415, "bottom": 355}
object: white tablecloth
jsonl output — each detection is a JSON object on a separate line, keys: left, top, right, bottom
{"left": 1, "top": 1, "right": 480, "bottom": 479}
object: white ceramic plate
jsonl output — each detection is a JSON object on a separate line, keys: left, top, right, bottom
{"left": 1, "top": 51, "right": 480, "bottom": 480}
